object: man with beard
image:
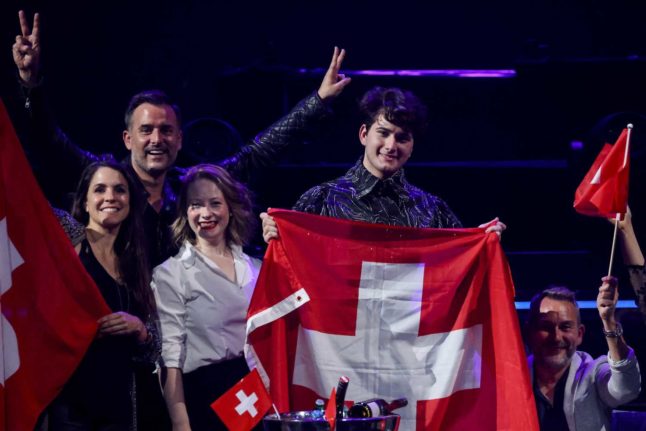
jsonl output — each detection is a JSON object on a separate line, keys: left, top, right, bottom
{"left": 526, "top": 278, "right": 641, "bottom": 431}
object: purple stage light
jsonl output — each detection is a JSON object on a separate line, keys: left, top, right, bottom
{"left": 570, "top": 140, "right": 584, "bottom": 151}
{"left": 297, "top": 68, "right": 516, "bottom": 78}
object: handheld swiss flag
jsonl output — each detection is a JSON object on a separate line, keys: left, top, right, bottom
{"left": 246, "top": 210, "right": 539, "bottom": 431}
{"left": 574, "top": 127, "right": 631, "bottom": 218}
{"left": 211, "top": 368, "right": 272, "bottom": 431}
{"left": 0, "top": 99, "right": 110, "bottom": 430}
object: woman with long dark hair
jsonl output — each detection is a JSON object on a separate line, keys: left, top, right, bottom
{"left": 152, "top": 164, "right": 260, "bottom": 431}
{"left": 48, "top": 159, "right": 159, "bottom": 430}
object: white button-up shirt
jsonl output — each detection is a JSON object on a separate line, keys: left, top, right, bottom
{"left": 152, "top": 241, "right": 261, "bottom": 373}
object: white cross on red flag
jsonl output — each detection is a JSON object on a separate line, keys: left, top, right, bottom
{"left": 211, "top": 368, "right": 272, "bottom": 431}
{"left": 0, "top": 99, "right": 110, "bottom": 431}
{"left": 245, "top": 209, "right": 539, "bottom": 431}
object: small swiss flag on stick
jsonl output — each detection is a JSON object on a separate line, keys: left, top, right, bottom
{"left": 211, "top": 368, "right": 272, "bottom": 431}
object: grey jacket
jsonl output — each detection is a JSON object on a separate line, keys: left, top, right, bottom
{"left": 529, "top": 349, "right": 641, "bottom": 431}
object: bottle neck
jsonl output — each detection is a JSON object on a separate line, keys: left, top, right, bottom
{"left": 385, "top": 398, "right": 408, "bottom": 412}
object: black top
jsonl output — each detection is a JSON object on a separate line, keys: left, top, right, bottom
{"left": 534, "top": 370, "right": 569, "bottom": 431}
{"left": 60, "top": 240, "right": 141, "bottom": 423}
{"left": 293, "top": 159, "right": 462, "bottom": 228}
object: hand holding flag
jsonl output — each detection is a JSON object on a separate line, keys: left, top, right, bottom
{"left": 574, "top": 124, "right": 633, "bottom": 276}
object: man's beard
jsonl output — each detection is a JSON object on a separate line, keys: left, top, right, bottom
{"left": 537, "top": 343, "right": 576, "bottom": 371}
{"left": 135, "top": 156, "right": 169, "bottom": 180}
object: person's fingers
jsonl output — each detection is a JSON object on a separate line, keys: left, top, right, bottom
{"left": 261, "top": 215, "right": 276, "bottom": 228}
{"left": 334, "top": 76, "right": 352, "bottom": 90}
{"left": 335, "top": 48, "right": 346, "bottom": 70}
{"left": 32, "top": 13, "right": 40, "bottom": 41}
{"left": 98, "top": 317, "right": 121, "bottom": 329}
{"left": 598, "top": 286, "right": 614, "bottom": 300}
{"left": 18, "top": 43, "right": 32, "bottom": 55}
{"left": 326, "top": 47, "right": 345, "bottom": 81}
{"left": 19, "top": 10, "right": 30, "bottom": 38}
{"left": 599, "top": 278, "right": 618, "bottom": 303}
{"left": 263, "top": 227, "right": 278, "bottom": 243}
{"left": 601, "top": 275, "right": 618, "bottom": 286}
{"left": 14, "top": 36, "right": 29, "bottom": 51}
{"left": 98, "top": 313, "right": 140, "bottom": 335}
{"left": 328, "top": 46, "right": 339, "bottom": 71}
{"left": 478, "top": 217, "right": 498, "bottom": 229}
{"left": 263, "top": 225, "right": 278, "bottom": 235}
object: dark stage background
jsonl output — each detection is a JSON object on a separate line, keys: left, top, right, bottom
{"left": 2, "top": 1, "right": 646, "bottom": 399}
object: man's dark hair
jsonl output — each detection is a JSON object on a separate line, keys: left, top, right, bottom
{"left": 528, "top": 286, "right": 581, "bottom": 326}
{"left": 124, "top": 90, "right": 182, "bottom": 129}
{"left": 359, "top": 87, "right": 428, "bottom": 139}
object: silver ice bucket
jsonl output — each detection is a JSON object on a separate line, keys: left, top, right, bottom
{"left": 262, "top": 411, "right": 400, "bottom": 431}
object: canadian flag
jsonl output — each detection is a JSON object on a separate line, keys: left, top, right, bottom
{"left": 211, "top": 368, "right": 272, "bottom": 431}
{"left": 0, "top": 99, "right": 109, "bottom": 430}
{"left": 574, "top": 127, "right": 631, "bottom": 218}
{"left": 246, "top": 209, "right": 538, "bottom": 431}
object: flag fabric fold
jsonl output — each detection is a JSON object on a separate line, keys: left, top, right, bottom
{"left": 245, "top": 209, "right": 538, "bottom": 431}
{"left": 574, "top": 128, "right": 631, "bottom": 218}
{"left": 0, "top": 99, "right": 110, "bottom": 431}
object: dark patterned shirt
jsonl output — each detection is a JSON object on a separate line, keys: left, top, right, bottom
{"left": 627, "top": 265, "right": 646, "bottom": 324}
{"left": 52, "top": 206, "right": 85, "bottom": 246}
{"left": 293, "top": 159, "right": 462, "bottom": 228}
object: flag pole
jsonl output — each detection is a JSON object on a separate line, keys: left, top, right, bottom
{"left": 608, "top": 214, "right": 620, "bottom": 277}
{"left": 272, "top": 403, "right": 281, "bottom": 419}
{"left": 607, "top": 123, "right": 633, "bottom": 277}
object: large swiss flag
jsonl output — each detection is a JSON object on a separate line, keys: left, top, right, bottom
{"left": 0, "top": 99, "right": 110, "bottom": 430}
{"left": 246, "top": 209, "right": 538, "bottom": 431}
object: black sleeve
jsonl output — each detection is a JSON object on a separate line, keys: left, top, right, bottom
{"left": 20, "top": 81, "right": 98, "bottom": 205}
{"left": 218, "top": 92, "right": 332, "bottom": 181}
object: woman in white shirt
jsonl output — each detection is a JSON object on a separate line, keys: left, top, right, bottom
{"left": 152, "top": 164, "right": 261, "bottom": 431}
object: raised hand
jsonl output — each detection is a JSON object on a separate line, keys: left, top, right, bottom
{"left": 608, "top": 206, "right": 633, "bottom": 232}
{"left": 317, "top": 46, "right": 352, "bottom": 102}
{"left": 260, "top": 211, "right": 279, "bottom": 243}
{"left": 12, "top": 10, "right": 41, "bottom": 86}
{"left": 597, "top": 276, "right": 619, "bottom": 323}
